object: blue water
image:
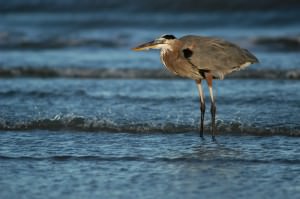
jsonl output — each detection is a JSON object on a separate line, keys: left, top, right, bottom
{"left": 0, "top": 78, "right": 299, "bottom": 135}
{"left": 0, "top": 0, "right": 300, "bottom": 198}
{"left": 1, "top": 132, "right": 300, "bottom": 199}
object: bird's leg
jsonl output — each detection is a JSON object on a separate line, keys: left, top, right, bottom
{"left": 205, "top": 73, "right": 217, "bottom": 141}
{"left": 196, "top": 80, "right": 205, "bottom": 139}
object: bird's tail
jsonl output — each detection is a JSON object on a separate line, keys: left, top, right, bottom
{"left": 242, "top": 49, "right": 259, "bottom": 64}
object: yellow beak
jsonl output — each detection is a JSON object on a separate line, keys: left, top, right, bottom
{"left": 132, "top": 40, "right": 161, "bottom": 51}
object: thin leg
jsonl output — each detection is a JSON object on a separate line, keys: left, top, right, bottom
{"left": 196, "top": 80, "right": 205, "bottom": 139}
{"left": 205, "top": 73, "right": 217, "bottom": 141}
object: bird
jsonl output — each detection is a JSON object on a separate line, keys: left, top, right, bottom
{"left": 132, "top": 34, "right": 259, "bottom": 140}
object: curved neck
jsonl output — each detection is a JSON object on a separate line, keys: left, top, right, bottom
{"left": 160, "top": 40, "right": 183, "bottom": 74}
{"left": 160, "top": 40, "right": 182, "bottom": 57}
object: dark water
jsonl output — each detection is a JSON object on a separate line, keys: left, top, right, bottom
{"left": 0, "top": 0, "right": 300, "bottom": 198}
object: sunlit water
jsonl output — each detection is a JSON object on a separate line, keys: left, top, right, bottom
{"left": 0, "top": 0, "right": 300, "bottom": 198}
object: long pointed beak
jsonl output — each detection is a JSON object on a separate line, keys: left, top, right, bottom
{"left": 132, "top": 40, "right": 162, "bottom": 51}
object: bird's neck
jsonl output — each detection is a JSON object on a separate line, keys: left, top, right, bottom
{"left": 160, "top": 46, "right": 181, "bottom": 75}
{"left": 160, "top": 48, "right": 172, "bottom": 57}
{"left": 160, "top": 40, "right": 182, "bottom": 56}
{"left": 160, "top": 46, "right": 180, "bottom": 60}
{"left": 160, "top": 48, "right": 174, "bottom": 65}
{"left": 160, "top": 41, "right": 182, "bottom": 70}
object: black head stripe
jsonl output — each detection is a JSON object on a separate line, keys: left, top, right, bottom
{"left": 162, "top": 34, "right": 176, "bottom": 40}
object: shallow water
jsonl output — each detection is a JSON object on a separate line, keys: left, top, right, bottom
{"left": 0, "top": 78, "right": 299, "bottom": 135}
{"left": 1, "top": 131, "right": 300, "bottom": 199}
{"left": 0, "top": 78, "right": 299, "bottom": 198}
{"left": 1, "top": 0, "right": 300, "bottom": 198}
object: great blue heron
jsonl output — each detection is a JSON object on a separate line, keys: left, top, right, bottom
{"left": 133, "top": 34, "right": 259, "bottom": 140}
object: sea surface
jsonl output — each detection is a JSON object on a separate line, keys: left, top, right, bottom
{"left": 0, "top": 0, "right": 300, "bottom": 198}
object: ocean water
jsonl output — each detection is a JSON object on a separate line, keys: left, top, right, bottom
{"left": 0, "top": 0, "right": 300, "bottom": 198}
{"left": 1, "top": 132, "right": 300, "bottom": 199}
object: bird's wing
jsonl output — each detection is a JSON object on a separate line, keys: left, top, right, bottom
{"left": 180, "top": 35, "right": 258, "bottom": 79}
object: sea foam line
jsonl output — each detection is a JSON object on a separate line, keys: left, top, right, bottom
{"left": 0, "top": 116, "right": 299, "bottom": 136}
{"left": 0, "top": 67, "right": 300, "bottom": 79}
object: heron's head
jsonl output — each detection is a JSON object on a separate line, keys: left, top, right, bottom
{"left": 132, "top": 34, "right": 177, "bottom": 51}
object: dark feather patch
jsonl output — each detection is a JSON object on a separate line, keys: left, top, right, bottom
{"left": 183, "top": 48, "right": 193, "bottom": 58}
{"left": 162, "top": 35, "right": 176, "bottom": 40}
{"left": 199, "top": 69, "right": 210, "bottom": 78}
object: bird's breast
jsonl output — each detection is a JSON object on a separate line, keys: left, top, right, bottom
{"left": 160, "top": 49, "right": 202, "bottom": 80}
{"left": 160, "top": 49, "right": 179, "bottom": 75}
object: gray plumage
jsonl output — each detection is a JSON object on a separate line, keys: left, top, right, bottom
{"left": 179, "top": 35, "right": 258, "bottom": 79}
{"left": 133, "top": 34, "right": 259, "bottom": 140}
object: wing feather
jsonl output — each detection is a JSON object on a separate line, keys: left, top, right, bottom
{"left": 180, "top": 35, "right": 258, "bottom": 79}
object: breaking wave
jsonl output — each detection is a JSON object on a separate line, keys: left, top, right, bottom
{"left": 0, "top": 67, "right": 300, "bottom": 79}
{"left": 1, "top": 155, "right": 300, "bottom": 165}
{"left": 254, "top": 36, "right": 300, "bottom": 52}
{"left": 0, "top": 115, "right": 299, "bottom": 136}
{"left": 0, "top": 36, "right": 126, "bottom": 50}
